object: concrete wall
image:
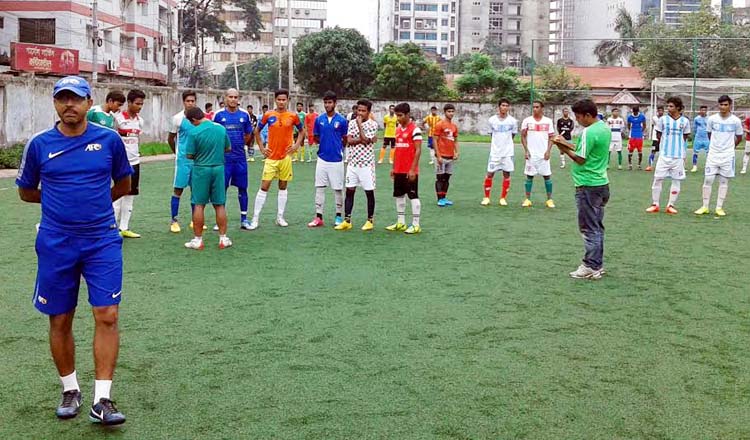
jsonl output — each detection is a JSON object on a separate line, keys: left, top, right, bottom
{"left": 0, "top": 75, "right": 308, "bottom": 146}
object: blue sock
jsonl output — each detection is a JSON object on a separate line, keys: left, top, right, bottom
{"left": 238, "top": 188, "right": 249, "bottom": 221}
{"left": 171, "top": 195, "right": 180, "bottom": 220}
{"left": 544, "top": 179, "right": 553, "bottom": 198}
{"left": 693, "top": 153, "right": 698, "bottom": 166}
{"left": 649, "top": 152, "right": 655, "bottom": 166}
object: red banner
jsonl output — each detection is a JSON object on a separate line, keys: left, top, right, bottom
{"left": 119, "top": 56, "right": 134, "bottom": 77}
{"left": 10, "top": 42, "right": 79, "bottom": 75}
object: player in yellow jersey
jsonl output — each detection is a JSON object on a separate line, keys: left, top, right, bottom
{"left": 423, "top": 106, "right": 441, "bottom": 165}
{"left": 379, "top": 105, "right": 397, "bottom": 164}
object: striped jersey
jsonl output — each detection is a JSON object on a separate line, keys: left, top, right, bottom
{"left": 114, "top": 111, "right": 143, "bottom": 165}
{"left": 607, "top": 117, "right": 625, "bottom": 142}
{"left": 656, "top": 114, "right": 691, "bottom": 159}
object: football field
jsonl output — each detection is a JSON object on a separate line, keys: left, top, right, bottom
{"left": 1, "top": 144, "right": 748, "bottom": 439}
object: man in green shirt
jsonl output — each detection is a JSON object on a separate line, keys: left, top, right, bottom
{"left": 552, "top": 99, "right": 611, "bottom": 280}
{"left": 86, "top": 91, "right": 126, "bottom": 129}
{"left": 183, "top": 107, "right": 233, "bottom": 250}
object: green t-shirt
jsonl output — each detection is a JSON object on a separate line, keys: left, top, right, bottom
{"left": 294, "top": 111, "right": 306, "bottom": 134}
{"left": 86, "top": 105, "right": 116, "bottom": 129}
{"left": 572, "top": 120, "right": 610, "bottom": 187}
{"left": 185, "top": 120, "right": 231, "bottom": 166}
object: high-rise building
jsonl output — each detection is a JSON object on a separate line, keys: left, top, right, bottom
{"left": 203, "top": 0, "right": 326, "bottom": 78}
{"left": 660, "top": 0, "right": 734, "bottom": 24}
{"left": 0, "top": 0, "right": 177, "bottom": 84}
{"left": 378, "top": 0, "right": 549, "bottom": 65}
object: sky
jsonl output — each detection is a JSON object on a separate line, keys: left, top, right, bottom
{"left": 327, "top": 0, "right": 378, "bottom": 48}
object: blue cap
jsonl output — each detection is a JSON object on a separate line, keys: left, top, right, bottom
{"left": 53, "top": 76, "right": 91, "bottom": 98}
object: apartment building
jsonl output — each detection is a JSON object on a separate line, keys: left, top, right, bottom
{"left": 0, "top": 0, "right": 177, "bottom": 84}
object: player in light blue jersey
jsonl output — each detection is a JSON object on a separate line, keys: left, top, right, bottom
{"left": 646, "top": 97, "right": 691, "bottom": 214}
{"left": 212, "top": 88, "right": 254, "bottom": 229}
{"left": 17, "top": 76, "right": 132, "bottom": 425}
{"left": 691, "top": 105, "right": 710, "bottom": 173}
{"left": 168, "top": 90, "right": 197, "bottom": 233}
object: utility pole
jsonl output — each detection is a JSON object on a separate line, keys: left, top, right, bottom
{"left": 287, "top": 0, "right": 293, "bottom": 92}
{"left": 167, "top": 7, "right": 174, "bottom": 85}
{"left": 194, "top": 0, "right": 199, "bottom": 67}
{"left": 92, "top": 0, "right": 99, "bottom": 84}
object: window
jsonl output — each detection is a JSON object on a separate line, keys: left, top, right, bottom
{"left": 441, "top": 33, "right": 448, "bottom": 41}
{"left": 401, "top": 18, "right": 411, "bottom": 29}
{"left": 441, "top": 47, "right": 447, "bottom": 55}
{"left": 414, "top": 4, "right": 438, "bottom": 12}
{"left": 0, "top": 16, "right": 4, "bottom": 29}
{"left": 441, "top": 18, "right": 448, "bottom": 26}
{"left": 490, "top": 18, "right": 502, "bottom": 29}
{"left": 19, "top": 18, "right": 55, "bottom": 44}
{"left": 400, "top": 2, "right": 411, "bottom": 10}
{"left": 141, "top": 48, "right": 149, "bottom": 61}
{"left": 399, "top": 31, "right": 411, "bottom": 39}
{"left": 140, "top": 2, "right": 148, "bottom": 16}
{"left": 414, "top": 32, "right": 437, "bottom": 40}
{"left": 441, "top": 4, "right": 448, "bottom": 12}
{"left": 490, "top": 2, "right": 502, "bottom": 13}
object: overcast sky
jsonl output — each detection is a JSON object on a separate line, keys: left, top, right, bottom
{"left": 327, "top": 0, "right": 378, "bottom": 48}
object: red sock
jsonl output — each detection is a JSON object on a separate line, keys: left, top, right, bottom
{"left": 501, "top": 177, "right": 511, "bottom": 199}
{"left": 484, "top": 177, "right": 493, "bottom": 198}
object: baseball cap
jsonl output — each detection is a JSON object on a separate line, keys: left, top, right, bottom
{"left": 53, "top": 76, "right": 91, "bottom": 98}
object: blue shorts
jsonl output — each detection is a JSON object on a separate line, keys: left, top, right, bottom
{"left": 225, "top": 160, "right": 248, "bottom": 189}
{"left": 174, "top": 159, "right": 193, "bottom": 189}
{"left": 33, "top": 228, "right": 123, "bottom": 315}
{"left": 694, "top": 140, "right": 710, "bottom": 153}
{"left": 427, "top": 137, "right": 434, "bottom": 149}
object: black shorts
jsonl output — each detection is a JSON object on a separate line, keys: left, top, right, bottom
{"left": 384, "top": 137, "right": 395, "bottom": 147}
{"left": 129, "top": 164, "right": 140, "bottom": 195}
{"left": 393, "top": 173, "right": 419, "bottom": 199}
{"left": 651, "top": 139, "right": 660, "bottom": 152}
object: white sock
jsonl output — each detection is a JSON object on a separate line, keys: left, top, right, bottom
{"left": 60, "top": 371, "right": 79, "bottom": 392}
{"left": 334, "top": 189, "right": 344, "bottom": 215}
{"left": 651, "top": 178, "right": 663, "bottom": 206}
{"left": 94, "top": 380, "right": 112, "bottom": 403}
{"left": 410, "top": 198, "right": 421, "bottom": 226}
{"left": 194, "top": 235, "right": 202, "bottom": 242}
{"left": 396, "top": 196, "right": 406, "bottom": 224}
{"left": 717, "top": 176, "right": 729, "bottom": 209}
{"left": 668, "top": 180, "right": 681, "bottom": 206}
{"left": 277, "top": 189, "right": 288, "bottom": 219}
{"left": 429, "top": 149, "right": 436, "bottom": 161}
{"left": 702, "top": 175, "right": 715, "bottom": 208}
{"left": 743, "top": 154, "right": 749, "bottom": 170}
{"left": 253, "top": 190, "right": 267, "bottom": 221}
{"left": 112, "top": 199, "right": 122, "bottom": 224}
{"left": 219, "top": 234, "right": 227, "bottom": 240}
{"left": 119, "top": 195, "right": 134, "bottom": 231}
{"left": 560, "top": 154, "right": 566, "bottom": 164}
{"left": 315, "top": 187, "right": 325, "bottom": 215}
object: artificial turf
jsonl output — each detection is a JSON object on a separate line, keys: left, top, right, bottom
{"left": 1, "top": 144, "right": 748, "bottom": 439}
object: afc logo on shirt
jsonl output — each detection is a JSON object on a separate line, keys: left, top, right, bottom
{"left": 85, "top": 143, "right": 102, "bottom": 152}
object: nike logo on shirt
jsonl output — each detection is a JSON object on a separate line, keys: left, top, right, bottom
{"left": 48, "top": 151, "right": 64, "bottom": 159}
{"left": 112, "top": 291, "right": 122, "bottom": 299}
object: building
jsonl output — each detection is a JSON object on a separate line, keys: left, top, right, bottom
{"left": 660, "top": 0, "right": 735, "bottom": 24}
{"left": 379, "top": 0, "right": 548, "bottom": 65}
{"left": 0, "top": 0, "right": 177, "bottom": 84}
{"left": 202, "top": 0, "right": 326, "bottom": 79}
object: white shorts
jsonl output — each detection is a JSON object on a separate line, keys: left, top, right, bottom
{"left": 654, "top": 156, "right": 686, "bottom": 180}
{"left": 524, "top": 157, "right": 552, "bottom": 177}
{"left": 487, "top": 156, "right": 514, "bottom": 174}
{"left": 609, "top": 140, "right": 623, "bottom": 152}
{"left": 345, "top": 164, "right": 376, "bottom": 191}
{"left": 705, "top": 156, "right": 735, "bottom": 178}
{"left": 315, "top": 158, "right": 345, "bottom": 190}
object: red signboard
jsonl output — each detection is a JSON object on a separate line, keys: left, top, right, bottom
{"left": 10, "top": 42, "right": 79, "bottom": 75}
{"left": 119, "top": 56, "right": 134, "bottom": 77}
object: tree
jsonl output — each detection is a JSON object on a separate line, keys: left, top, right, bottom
{"left": 371, "top": 43, "right": 446, "bottom": 100}
{"left": 218, "top": 56, "right": 279, "bottom": 91}
{"left": 593, "top": 7, "right": 649, "bottom": 65}
{"left": 534, "top": 65, "right": 591, "bottom": 104}
{"left": 293, "top": 27, "right": 374, "bottom": 96}
{"left": 454, "top": 54, "right": 499, "bottom": 94}
{"left": 446, "top": 53, "right": 473, "bottom": 74}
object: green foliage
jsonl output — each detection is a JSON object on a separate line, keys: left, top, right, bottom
{"left": 534, "top": 65, "right": 591, "bottom": 104}
{"left": 445, "top": 53, "right": 473, "bottom": 74}
{"left": 181, "top": 0, "right": 262, "bottom": 45}
{"left": 179, "top": 66, "right": 215, "bottom": 88}
{"left": 293, "top": 27, "right": 374, "bottom": 97}
{"left": 437, "top": 85, "right": 461, "bottom": 101}
{"left": 219, "top": 56, "right": 279, "bottom": 91}
{"left": 454, "top": 54, "right": 498, "bottom": 94}
{"left": 0, "top": 144, "right": 23, "bottom": 169}
{"left": 371, "top": 43, "right": 446, "bottom": 100}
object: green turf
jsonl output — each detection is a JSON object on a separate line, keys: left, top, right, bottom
{"left": 1, "top": 144, "right": 749, "bottom": 439}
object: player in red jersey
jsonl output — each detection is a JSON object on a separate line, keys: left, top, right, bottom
{"left": 386, "top": 103, "right": 423, "bottom": 234}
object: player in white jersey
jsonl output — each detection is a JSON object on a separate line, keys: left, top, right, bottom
{"left": 482, "top": 98, "right": 518, "bottom": 206}
{"left": 607, "top": 108, "right": 626, "bottom": 169}
{"left": 113, "top": 89, "right": 146, "bottom": 238}
{"left": 647, "top": 106, "right": 664, "bottom": 171}
{"left": 337, "top": 99, "right": 379, "bottom": 231}
{"left": 520, "top": 101, "right": 555, "bottom": 208}
{"left": 646, "top": 97, "right": 691, "bottom": 215}
{"left": 694, "top": 95, "right": 744, "bottom": 217}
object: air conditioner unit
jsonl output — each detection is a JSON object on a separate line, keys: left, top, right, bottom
{"left": 106, "top": 59, "right": 118, "bottom": 72}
